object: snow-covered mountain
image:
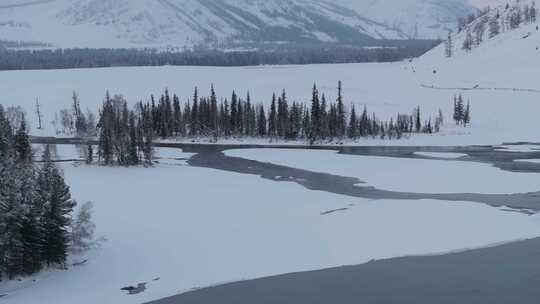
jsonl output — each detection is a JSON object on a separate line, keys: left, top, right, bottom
{"left": 0, "top": 0, "right": 412, "bottom": 49}
{"left": 0, "top": 0, "right": 476, "bottom": 50}
{"left": 336, "top": 0, "right": 476, "bottom": 39}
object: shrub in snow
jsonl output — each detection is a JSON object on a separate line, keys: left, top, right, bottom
{"left": 71, "top": 201, "right": 97, "bottom": 255}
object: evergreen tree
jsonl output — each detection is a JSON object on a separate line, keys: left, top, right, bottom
{"left": 462, "top": 30, "right": 474, "bottom": 51}
{"left": 348, "top": 105, "right": 358, "bottom": 139}
{"left": 463, "top": 101, "right": 471, "bottom": 126}
{"left": 257, "top": 105, "right": 267, "bottom": 136}
{"left": 309, "top": 84, "right": 321, "bottom": 143}
{"left": 336, "top": 81, "right": 346, "bottom": 138}
{"left": 39, "top": 152, "right": 76, "bottom": 267}
{"left": 14, "top": 118, "right": 32, "bottom": 163}
{"left": 445, "top": 31, "right": 453, "bottom": 58}
{"left": 127, "top": 112, "right": 139, "bottom": 166}
{"left": 86, "top": 144, "right": 93, "bottom": 164}
{"left": 191, "top": 87, "right": 199, "bottom": 136}
{"left": 415, "top": 106, "right": 422, "bottom": 133}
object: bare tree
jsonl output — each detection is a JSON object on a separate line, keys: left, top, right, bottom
{"left": 35, "top": 98, "right": 43, "bottom": 130}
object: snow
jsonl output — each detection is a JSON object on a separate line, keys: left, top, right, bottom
{"left": 335, "top": 0, "right": 475, "bottom": 39}
{"left": 0, "top": 0, "right": 406, "bottom": 49}
{"left": 2, "top": 54, "right": 540, "bottom": 147}
{"left": 515, "top": 159, "right": 540, "bottom": 164}
{"left": 225, "top": 149, "right": 540, "bottom": 194}
{"left": 413, "top": 151, "right": 468, "bottom": 158}
{"left": 2, "top": 147, "right": 540, "bottom": 304}
{"left": 496, "top": 145, "right": 540, "bottom": 153}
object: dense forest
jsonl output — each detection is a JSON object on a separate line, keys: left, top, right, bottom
{"left": 0, "top": 42, "right": 437, "bottom": 71}
{"left": 0, "top": 105, "right": 95, "bottom": 281}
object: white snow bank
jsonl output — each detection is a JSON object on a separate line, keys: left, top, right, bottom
{"left": 413, "top": 152, "right": 467, "bottom": 159}
{"left": 225, "top": 149, "right": 540, "bottom": 194}
{"left": 496, "top": 145, "right": 540, "bottom": 153}
{"left": 515, "top": 159, "right": 540, "bottom": 164}
{"left": 2, "top": 157, "right": 540, "bottom": 304}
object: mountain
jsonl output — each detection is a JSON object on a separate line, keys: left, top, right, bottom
{"left": 0, "top": 0, "right": 478, "bottom": 50}
{"left": 0, "top": 0, "right": 415, "bottom": 50}
{"left": 335, "top": 0, "right": 477, "bottom": 39}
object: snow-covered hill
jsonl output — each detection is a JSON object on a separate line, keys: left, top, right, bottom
{"left": 336, "top": 0, "right": 476, "bottom": 39}
{"left": 0, "top": 0, "right": 411, "bottom": 49}
{"left": 417, "top": 0, "right": 540, "bottom": 89}
{"left": 0, "top": 0, "right": 477, "bottom": 50}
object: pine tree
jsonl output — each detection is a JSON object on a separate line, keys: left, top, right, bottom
{"left": 415, "top": 106, "right": 422, "bottom": 133}
{"left": 336, "top": 81, "right": 346, "bottom": 138}
{"left": 463, "top": 101, "right": 471, "bottom": 126}
{"left": 268, "top": 93, "right": 277, "bottom": 136}
{"left": 309, "top": 84, "right": 321, "bottom": 143}
{"left": 39, "top": 151, "right": 76, "bottom": 267}
{"left": 14, "top": 118, "right": 32, "bottom": 163}
{"left": 230, "top": 91, "right": 238, "bottom": 135}
{"left": 127, "top": 112, "right": 139, "bottom": 166}
{"left": 348, "top": 105, "right": 358, "bottom": 139}
{"left": 320, "top": 94, "right": 328, "bottom": 139}
{"left": 86, "top": 144, "right": 93, "bottom": 164}
{"left": 98, "top": 93, "right": 114, "bottom": 165}
{"left": 191, "top": 87, "right": 199, "bottom": 136}
{"left": 71, "top": 201, "right": 96, "bottom": 255}
{"left": 0, "top": 105, "right": 13, "bottom": 158}
{"left": 462, "top": 30, "right": 474, "bottom": 51}
{"left": 445, "top": 31, "right": 453, "bottom": 58}
{"left": 257, "top": 105, "right": 267, "bottom": 136}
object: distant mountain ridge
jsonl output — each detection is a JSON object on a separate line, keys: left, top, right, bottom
{"left": 336, "top": 0, "right": 476, "bottom": 39}
{"left": 0, "top": 0, "right": 476, "bottom": 49}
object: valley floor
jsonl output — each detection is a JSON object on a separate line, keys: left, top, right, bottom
{"left": 1, "top": 144, "right": 540, "bottom": 304}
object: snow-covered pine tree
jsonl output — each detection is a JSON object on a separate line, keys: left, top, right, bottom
{"left": 14, "top": 119, "right": 32, "bottom": 163}
{"left": 39, "top": 147, "right": 76, "bottom": 267}
{"left": 336, "top": 81, "right": 346, "bottom": 138}
{"left": 348, "top": 105, "right": 358, "bottom": 139}
{"left": 462, "top": 30, "right": 474, "bottom": 51}
{"left": 464, "top": 101, "right": 471, "bottom": 126}
{"left": 257, "top": 105, "right": 267, "bottom": 137}
{"left": 445, "top": 31, "right": 453, "bottom": 58}
{"left": 71, "top": 201, "right": 96, "bottom": 255}
{"left": 415, "top": 107, "right": 422, "bottom": 133}
{"left": 309, "top": 84, "right": 321, "bottom": 143}
{"left": 268, "top": 93, "right": 277, "bottom": 137}
{"left": 489, "top": 13, "right": 500, "bottom": 38}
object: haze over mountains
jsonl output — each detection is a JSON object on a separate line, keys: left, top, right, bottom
{"left": 0, "top": 0, "right": 477, "bottom": 49}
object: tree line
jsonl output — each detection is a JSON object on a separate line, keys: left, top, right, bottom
{"left": 93, "top": 82, "right": 452, "bottom": 165}
{"left": 0, "top": 43, "right": 437, "bottom": 71}
{"left": 0, "top": 105, "right": 94, "bottom": 281}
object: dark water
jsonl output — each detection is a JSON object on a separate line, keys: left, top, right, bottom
{"left": 149, "top": 237, "right": 540, "bottom": 304}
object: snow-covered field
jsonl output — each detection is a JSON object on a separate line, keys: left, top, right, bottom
{"left": 413, "top": 151, "right": 468, "bottom": 159}
{"left": 226, "top": 149, "right": 540, "bottom": 194}
{"left": 2, "top": 146, "right": 540, "bottom": 304}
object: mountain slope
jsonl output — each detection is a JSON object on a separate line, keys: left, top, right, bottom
{"left": 0, "top": 0, "right": 411, "bottom": 49}
{"left": 336, "top": 0, "right": 476, "bottom": 39}
{"left": 417, "top": 0, "right": 540, "bottom": 89}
